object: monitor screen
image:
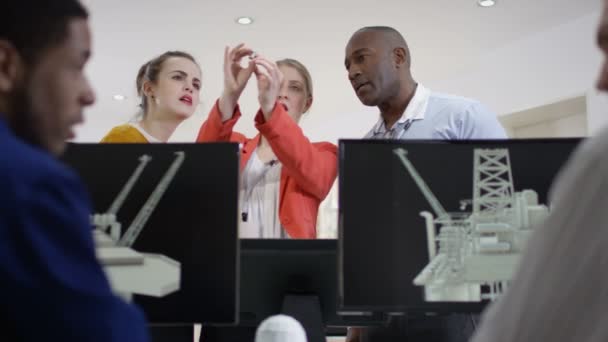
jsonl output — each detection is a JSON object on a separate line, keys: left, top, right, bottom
{"left": 339, "top": 138, "right": 581, "bottom": 314}
{"left": 62, "top": 143, "right": 240, "bottom": 324}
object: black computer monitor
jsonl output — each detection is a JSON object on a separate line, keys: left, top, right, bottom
{"left": 338, "top": 138, "right": 582, "bottom": 314}
{"left": 235, "top": 239, "right": 387, "bottom": 342}
{"left": 62, "top": 143, "right": 239, "bottom": 324}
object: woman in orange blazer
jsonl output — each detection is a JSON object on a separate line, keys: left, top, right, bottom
{"left": 197, "top": 44, "right": 337, "bottom": 239}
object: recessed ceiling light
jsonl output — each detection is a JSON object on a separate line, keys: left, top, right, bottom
{"left": 113, "top": 94, "right": 126, "bottom": 101}
{"left": 477, "top": 0, "right": 496, "bottom": 7}
{"left": 236, "top": 16, "right": 254, "bottom": 25}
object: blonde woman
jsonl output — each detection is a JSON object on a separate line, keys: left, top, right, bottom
{"left": 197, "top": 44, "right": 337, "bottom": 240}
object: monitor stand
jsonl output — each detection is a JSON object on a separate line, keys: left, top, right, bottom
{"left": 281, "top": 294, "right": 324, "bottom": 342}
{"left": 149, "top": 325, "right": 194, "bottom": 342}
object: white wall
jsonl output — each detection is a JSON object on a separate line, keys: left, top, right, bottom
{"left": 429, "top": 12, "right": 602, "bottom": 117}
{"left": 586, "top": 89, "right": 608, "bottom": 135}
{"left": 498, "top": 95, "right": 588, "bottom": 137}
{"left": 511, "top": 112, "right": 587, "bottom": 138}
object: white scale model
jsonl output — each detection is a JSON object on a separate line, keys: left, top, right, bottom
{"left": 393, "top": 148, "right": 549, "bottom": 302}
{"left": 91, "top": 151, "right": 185, "bottom": 301}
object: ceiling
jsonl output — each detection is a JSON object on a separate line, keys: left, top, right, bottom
{"left": 75, "top": 0, "right": 598, "bottom": 142}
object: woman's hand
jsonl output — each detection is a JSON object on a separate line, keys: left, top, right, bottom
{"left": 218, "top": 43, "right": 255, "bottom": 120}
{"left": 253, "top": 56, "right": 284, "bottom": 120}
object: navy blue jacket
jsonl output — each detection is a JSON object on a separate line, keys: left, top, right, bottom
{"left": 0, "top": 117, "right": 149, "bottom": 341}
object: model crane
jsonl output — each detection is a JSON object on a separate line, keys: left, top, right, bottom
{"left": 393, "top": 148, "right": 549, "bottom": 302}
{"left": 91, "top": 151, "right": 185, "bottom": 301}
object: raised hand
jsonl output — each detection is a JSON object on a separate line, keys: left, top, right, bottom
{"left": 253, "top": 56, "right": 284, "bottom": 119}
{"left": 219, "top": 43, "right": 255, "bottom": 120}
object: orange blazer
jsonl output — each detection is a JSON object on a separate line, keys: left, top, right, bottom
{"left": 197, "top": 101, "right": 337, "bottom": 239}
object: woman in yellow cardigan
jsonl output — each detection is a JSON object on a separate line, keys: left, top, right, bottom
{"left": 101, "top": 51, "right": 201, "bottom": 143}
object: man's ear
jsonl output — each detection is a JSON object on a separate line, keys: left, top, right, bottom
{"left": 393, "top": 47, "right": 407, "bottom": 69}
{"left": 0, "top": 40, "right": 22, "bottom": 93}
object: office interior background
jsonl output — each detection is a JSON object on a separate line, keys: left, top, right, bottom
{"left": 74, "top": 0, "right": 602, "bottom": 239}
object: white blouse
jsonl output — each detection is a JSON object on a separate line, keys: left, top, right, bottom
{"left": 239, "top": 150, "right": 288, "bottom": 239}
{"left": 129, "top": 122, "right": 162, "bottom": 143}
